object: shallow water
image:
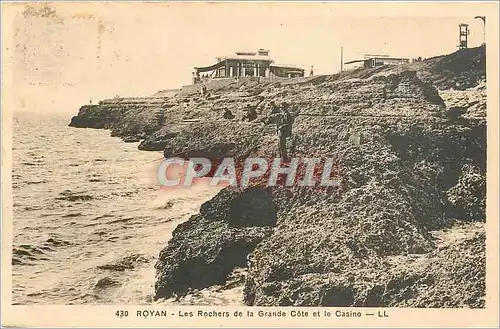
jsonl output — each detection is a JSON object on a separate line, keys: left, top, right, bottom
{"left": 11, "top": 111, "right": 223, "bottom": 305}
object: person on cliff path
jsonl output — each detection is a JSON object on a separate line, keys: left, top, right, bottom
{"left": 243, "top": 104, "right": 258, "bottom": 122}
{"left": 200, "top": 84, "right": 207, "bottom": 97}
{"left": 157, "top": 109, "right": 165, "bottom": 126}
{"left": 276, "top": 102, "right": 293, "bottom": 161}
{"left": 223, "top": 108, "right": 235, "bottom": 120}
{"left": 270, "top": 100, "right": 280, "bottom": 114}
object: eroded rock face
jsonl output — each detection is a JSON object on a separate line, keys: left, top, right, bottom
{"left": 398, "top": 46, "right": 486, "bottom": 91}
{"left": 243, "top": 225, "right": 485, "bottom": 308}
{"left": 154, "top": 187, "right": 278, "bottom": 300}
{"left": 446, "top": 164, "right": 486, "bottom": 221}
{"left": 440, "top": 80, "right": 487, "bottom": 120}
{"left": 69, "top": 105, "right": 121, "bottom": 129}
{"left": 70, "top": 46, "right": 487, "bottom": 307}
{"left": 151, "top": 68, "right": 486, "bottom": 307}
{"left": 69, "top": 99, "right": 167, "bottom": 143}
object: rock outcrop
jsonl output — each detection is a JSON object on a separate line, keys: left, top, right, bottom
{"left": 392, "top": 46, "right": 486, "bottom": 91}
{"left": 154, "top": 188, "right": 277, "bottom": 299}
{"left": 69, "top": 98, "right": 168, "bottom": 144}
{"left": 69, "top": 45, "right": 487, "bottom": 308}
{"left": 150, "top": 69, "right": 485, "bottom": 307}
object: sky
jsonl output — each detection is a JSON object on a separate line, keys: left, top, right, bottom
{"left": 3, "top": 2, "right": 489, "bottom": 114}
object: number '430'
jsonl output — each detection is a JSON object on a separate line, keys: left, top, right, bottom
{"left": 116, "top": 310, "right": 129, "bottom": 318}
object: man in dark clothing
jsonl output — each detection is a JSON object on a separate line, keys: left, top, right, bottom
{"left": 276, "top": 102, "right": 293, "bottom": 160}
{"left": 269, "top": 100, "right": 280, "bottom": 114}
{"left": 223, "top": 108, "right": 235, "bottom": 119}
{"left": 157, "top": 108, "right": 165, "bottom": 125}
{"left": 243, "top": 104, "right": 258, "bottom": 122}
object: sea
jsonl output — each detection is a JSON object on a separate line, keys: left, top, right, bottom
{"left": 10, "top": 110, "right": 228, "bottom": 305}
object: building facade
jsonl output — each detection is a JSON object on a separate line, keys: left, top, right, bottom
{"left": 193, "top": 49, "right": 305, "bottom": 83}
{"left": 344, "top": 54, "right": 410, "bottom": 69}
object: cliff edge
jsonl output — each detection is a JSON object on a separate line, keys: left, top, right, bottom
{"left": 69, "top": 46, "right": 487, "bottom": 307}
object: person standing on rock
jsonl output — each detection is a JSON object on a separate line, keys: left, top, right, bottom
{"left": 243, "top": 104, "right": 258, "bottom": 122}
{"left": 200, "top": 84, "right": 207, "bottom": 97}
{"left": 223, "top": 108, "right": 235, "bottom": 119}
{"left": 270, "top": 100, "right": 280, "bottom": 114}
{"left": 157, "top": 109, "right": 165, "bottom": 126}
{"left": 276, "top": 102, "right": 293, "bottom": 160}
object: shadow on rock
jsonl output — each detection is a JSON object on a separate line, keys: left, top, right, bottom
{"left": 154, "top": 187, "right": 278, "bottom": 300}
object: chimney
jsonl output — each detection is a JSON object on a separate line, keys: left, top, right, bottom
{"left": 258, "top": 49, "right": 270, "bottom": 56}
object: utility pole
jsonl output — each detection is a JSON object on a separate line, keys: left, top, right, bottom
{"left": 475, "top": 16, "right": 486, "bottom": 45}
{"left": 340, "top": 46, "right": 343, "bottom": 72}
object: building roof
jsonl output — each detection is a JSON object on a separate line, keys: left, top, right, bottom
{"left": 364, "top": 54, "right": 391, "bottom": 59}
{"left": 344, "top": 57, "right": 409, "bottom": 65}
{"left": 344, "top": 59, "right": 366, "bottom": 65}
{"left": 235, "top": 51, "right": 257, "bottom": 56}
{"left": 271, "top": 64, "right": 303, "bottom": 70}
{"left": 215, "top": 55, "right": 274, "bottom": 62}
{"left": 194, "top": 60, "right": 227, "bottom": 73}
{"left": 375, "top": 57, "right": 410, "bottom": 61}
{"left": 195, "top": 49, "right": 305, "bottom": 71}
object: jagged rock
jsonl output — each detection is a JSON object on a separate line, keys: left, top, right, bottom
{"left": 243, "top": 225, "right": 485, "bottom": 307}
{"left": 150, "top": 68, "right": 486, "bottom": 307}
{"left": 138, "top": 129, "right": 179, "bottom": 151}
{"left": 122, "top": 135, "right": 141, "bottom": 143}
{"left": 70, "top": 46, "right": 487, "bottom": 308}
{"left": 408, "top": 46, "right": 486, "bottom": 91}
{"left": 94, "top": 277, "right": 120, "bottom": 289}
{"left": 154, "top": 187, "right": 277, "bottom": 300}
{"left": 446, "top": 164, "right": 486, "bottom": 221}
{"left": 97, "top": 253, "right": 151, "bottom": 272}
{"left": 440, "top": 81, "right": 486, "bottom": 120}
{"left": 69, "top": 102, "right": 166, "bottom": 144}
{"left": 69, "top": 105, "right": 121, "bottom": 129}
{"left": 68, "top": 47, "right": 486, "bottom": 151}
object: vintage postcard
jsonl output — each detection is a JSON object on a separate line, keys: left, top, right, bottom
{"left": 1, "top": 1, "right": 499, "bottom": 327}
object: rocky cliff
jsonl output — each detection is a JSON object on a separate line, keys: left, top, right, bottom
{"left": 69, "top": 45, "right": 487, "bottom": 307}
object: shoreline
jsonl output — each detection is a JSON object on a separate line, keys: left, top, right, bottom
{"left": 63, "top": 45, "right": 486, "bottom": 307}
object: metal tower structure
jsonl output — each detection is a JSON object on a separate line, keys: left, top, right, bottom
{"left": 458, "top": 23, "right": 470, "bottom": 49}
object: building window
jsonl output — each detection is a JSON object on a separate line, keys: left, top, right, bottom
{"left": 242, "top": 62, "right": 255, "bottom": 76}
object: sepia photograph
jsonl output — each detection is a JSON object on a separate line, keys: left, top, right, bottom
{"left": 1, "top": 1, "right": 499, "bottom": 327}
